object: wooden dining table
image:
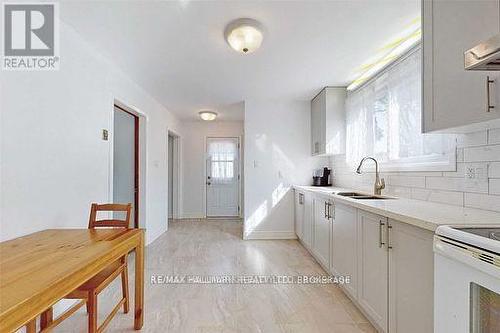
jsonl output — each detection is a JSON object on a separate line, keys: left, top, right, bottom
{"left": 0, "top": 228, "right": 144, "bottom": 332}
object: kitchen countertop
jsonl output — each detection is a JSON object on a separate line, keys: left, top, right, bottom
{"left": 294, "top": 185, "right": 500, "bottom": 232}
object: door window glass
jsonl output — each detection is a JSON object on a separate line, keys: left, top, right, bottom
{"left": 208, "top": 140, "right": 237, "bottom": 184}
{"left": 470, "top": 283, "right": 500, "bottom": 333}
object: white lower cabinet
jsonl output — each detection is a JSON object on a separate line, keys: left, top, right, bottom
{"left": 303, "top": 192, "right": 313, "bottom": 250}
{"left": 312, "top": 195, "right": 332, "bottom": 270}
{"left": 294, "top": 191, "right": 305, "bottom": 240}
{"left": 388, "top": 220, "right": 434, "bottom": 333}
{"left": 357, "top": 210, "right": 388, "bottom": 332}
{"left": 295, "top": 190, "right": 313, "bottom": 250}
{"left": 330, "top": 202, "right": 358, "bottom": 299}
{"left": 295, "top": 191, "right": 434, "bottom": 333}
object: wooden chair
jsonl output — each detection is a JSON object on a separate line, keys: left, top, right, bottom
{"left": 25, "top": 319, "right": 36, "bottom": 333}
{"left": 40, "top": 203, "right": 133, "bottom": 333}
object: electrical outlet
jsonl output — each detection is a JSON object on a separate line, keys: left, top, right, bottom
{"left": 465, "top": 166, "right": 476, "bottom": 179}
{"left": 465, "top": 164, "right": 486, "bottom": 179}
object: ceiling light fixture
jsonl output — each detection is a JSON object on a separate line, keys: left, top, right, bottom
{"left": 199, "top": 110, "right": 218, "bottom": 121}
{"left": 225, "top": 18, "right": 263, "bottom": 54}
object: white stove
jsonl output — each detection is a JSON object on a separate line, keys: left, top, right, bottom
{"left": 434, "top": 226, "right": 500, "bottom": 333}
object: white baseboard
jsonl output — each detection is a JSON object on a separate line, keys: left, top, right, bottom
{"left": 244, "top": 230, "right": 298, "bottom": 240}
{"left": 178, "top": 214, "right": 205, "bottom": 219}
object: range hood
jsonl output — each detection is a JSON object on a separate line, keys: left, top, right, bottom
{"left": 465, "top": 34, "right": 500, "bottom": 70}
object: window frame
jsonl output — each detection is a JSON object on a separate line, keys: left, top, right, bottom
{"left": 346, "top": 44, "right": 457, "bottom": 172}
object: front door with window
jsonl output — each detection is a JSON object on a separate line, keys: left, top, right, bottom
{"left": 206, "top": 137, "right": 240, "bottom": 217}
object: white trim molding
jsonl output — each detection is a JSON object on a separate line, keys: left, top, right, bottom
{"left": 179, "top": 214, "right": 206, "bottom": 219}
{"left": 243, "top": 230, "right": 297, "bottom": 240}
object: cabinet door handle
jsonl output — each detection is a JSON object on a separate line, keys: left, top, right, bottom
{"left": 379, "top": 220, "right": 386, "bottom": 248}
{"left": 387, "top": 224, "right": 393, "bottom": 250}
{"left": 486, "top": 76, "right": 495, "bottom": 113}
{"left": 327, "top": 203, "right": 331, "bottom": 220}
{"left": 299, "top": 193, "right": 304, "bottom": 205}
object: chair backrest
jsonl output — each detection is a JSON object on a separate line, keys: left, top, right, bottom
{"left": 88, "top": 203, "right": 132, "bottom": 229}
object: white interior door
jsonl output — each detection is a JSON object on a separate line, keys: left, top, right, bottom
{"left": 113, "top": 106, "right": 137, "bottom": 227}
{"left": 206, "top": 137, "right": 239, "bottom": 217}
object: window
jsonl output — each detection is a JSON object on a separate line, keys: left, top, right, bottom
{"left": 346, "top": 46, "right": 456, "bottom": 171}
{"left": 208, "top": 140, "right": 237, "bottom": 183}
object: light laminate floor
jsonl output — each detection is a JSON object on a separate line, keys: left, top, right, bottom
{"left": 56, "top": 219, "right": 375, "bottom": 333}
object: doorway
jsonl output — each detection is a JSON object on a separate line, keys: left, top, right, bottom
{"left": 168, "top": 135, "right": 174, "bottom": 219}
{"left": 206, "top": 137, "right": 240, "bottom": 217}
{"left": 113, "top": 104, "right": 139, "bottom": 228}
{"left": 167, "top": 130, "right": 180, "bottom": 223}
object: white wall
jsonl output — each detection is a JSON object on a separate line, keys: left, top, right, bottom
{"left": 181, "top": 120, "right": 244, "bottom": 218}
{"left": 244, "top": 99, "right": 329, "bottom": 239}
{"left": 332, "top": 129, "right": 500, "bottom": 212}
{"left": 0, "top": 21, "right": 183, "bottom": 245}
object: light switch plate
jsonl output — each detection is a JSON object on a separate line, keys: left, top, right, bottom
{"left": 102, "top": 129, "right": 109, "bottom": 141}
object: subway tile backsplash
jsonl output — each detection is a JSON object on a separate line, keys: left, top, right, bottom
{"left": 330, "top": 128, "right": 500, "bottom": 213}
{"left": 489, "top": 128, "right": 500, "bottom": 144}
{"left": 490, "top": 179, "right": 500, "bottom": 195}
{"left": 457, "top": 130, "right": 488, "bottom": 147}
{"left": 464, "top": 144, "right": 500, "bottom": 162}
{"left": 490, "top": 162, "right": 500, "bottom": 178}
{"left": 425, "top": 176, "right": 488, "bottom": 193}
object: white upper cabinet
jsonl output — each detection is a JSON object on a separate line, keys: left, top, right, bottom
{"left": 311, "top": 93, "right": 325, "bottom": 155}
{"left": 311, "top": 87, "right": 346, "bottom": 155}
{"left": 422, "top": 0, "right": 500, "bottom": 132}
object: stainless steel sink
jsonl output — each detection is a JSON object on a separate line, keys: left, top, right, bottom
{"left": 336, "top": 192, "right": 364, "bottom": 197}
{"left": 336, "top": 192, "right": 395, "bottom": 200}
{"left": 351, "top": 196, "right": 394, "bottom": 200}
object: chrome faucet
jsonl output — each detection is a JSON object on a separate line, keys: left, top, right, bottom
{"left": 356, "top": 157, "right": 385, "bottom": 195}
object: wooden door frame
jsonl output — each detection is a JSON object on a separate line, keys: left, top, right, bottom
{"left": 204, "top": 136, "right": 241, "bottom": 218}
{"left": 114, "top": 104, "right": 139, "bottom": 228}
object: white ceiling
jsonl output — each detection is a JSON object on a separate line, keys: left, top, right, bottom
{"left": 61, "top": 0, "right": 419, "bottom": 121}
